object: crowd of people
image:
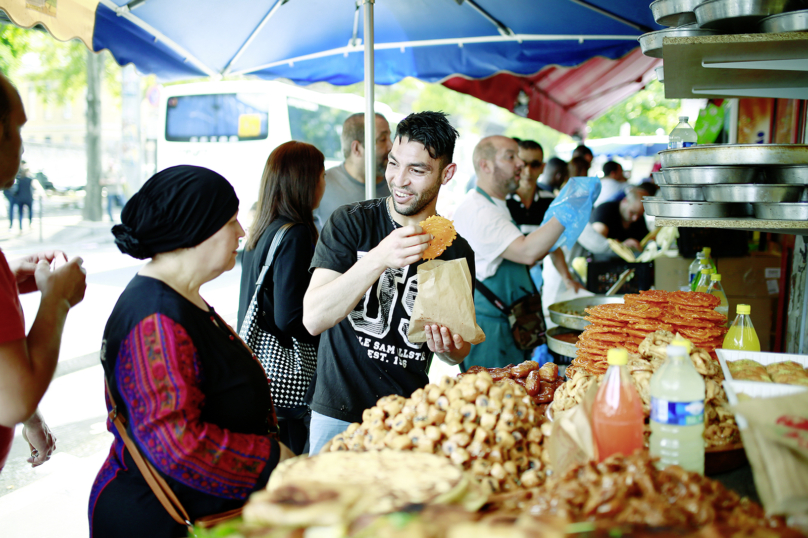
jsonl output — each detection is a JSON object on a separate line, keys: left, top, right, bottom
{"left": 0, "top": 69, "right": 657, "bottom": 537}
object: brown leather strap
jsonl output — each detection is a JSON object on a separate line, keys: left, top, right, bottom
{"left": 104, "top": 379, "right": 241, "bottom": 533}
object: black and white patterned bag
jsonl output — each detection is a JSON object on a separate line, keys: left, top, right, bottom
{"left": 238, "top": 223, "right": 317, "bottom": 409}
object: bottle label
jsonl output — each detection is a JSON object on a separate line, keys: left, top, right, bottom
{"left": 681, "top": 141, "right": 695, "bottom": 148}
{"left": 650, "top": 397, "right": 704, "bottom": 426}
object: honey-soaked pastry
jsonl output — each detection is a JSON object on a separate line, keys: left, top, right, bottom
{"left": 728, "top": 359, "right": 772, "bottom": 382}
{"left": 419, "top": 215, "right": 457, "bottom": 260}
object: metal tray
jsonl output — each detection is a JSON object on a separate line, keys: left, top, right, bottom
{"left": 548, "top": 295, "right": 624, "bottom": 331}
{"left": 753, "top": 202, "right": 808, "bottom": 220}
{"left": 643, "top": 197, "right": 754, "bottom": 218}
{"left": 638, "top": 23, "right": 718, "bottom": 58}
{"left": 652, "top": 171, "right": 667, "bottom": 185}
{"left": 760, "top": 7, "right": 808, "bottom": 31}
{"left": 761, "top": 165, "right": 808, "bottom": 184}
{"left": 660, "top": 144, "right": 808, "bottom": 168}
{"left": 546, "top": 327, "right": 580, "bottom": 358}
{"left": 660, "top": 185, "right": 705, "bottom": 201}
{"left": 662, "top": 165, "right": 759, "bottom": 185}
{"left": 702, "top": 184, "right": 804, "bottom": 203}
{"left": 695, "top": 0, "right": 798, "bottom": 32}
{"left": 651, "top": 0, "right": 701, "bottom": 26}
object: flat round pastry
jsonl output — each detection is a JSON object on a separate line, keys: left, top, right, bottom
{"left": 420, "top": 215, "right": 457, "bottom": 260}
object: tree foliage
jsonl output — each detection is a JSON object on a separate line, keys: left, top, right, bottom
{"left": 587, "top": 80, "right": 680, "bottom": 138}
{"left": 0, "top": 24, "right": 30, "bottom": 76}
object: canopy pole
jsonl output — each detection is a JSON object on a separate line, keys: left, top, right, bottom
{"left": 364, "top": 0, "right": 376, "bottom": 200}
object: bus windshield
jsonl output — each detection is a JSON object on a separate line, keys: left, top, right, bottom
{"left": 165, "top": 93, "right": 269, "bottom": 142}
{"left": 286, "top": 97, "right": 352, "bottom": 162}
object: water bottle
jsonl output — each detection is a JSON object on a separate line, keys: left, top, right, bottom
{"left": 688, "top": 252, "right": 705, "bottom": 288}
{"left": 690, "top": 247, "right": 716, "bottom": 291}
{"left": 592, "top": 349, "right": 645, "bottom": 462}
{"left": 649, "top": 338, "right": 705, "bottom": 474}
{"left": 668, "top": 116, "right": 698, "bottom": 149}
{"left": 722, "top": 304, "right": 761, "bottom": 352}
{"left": 694, "top": 268, "right": 711, "bottom": 293}
{"left": 706, "top": 273, "right": 729, "bottom": 323}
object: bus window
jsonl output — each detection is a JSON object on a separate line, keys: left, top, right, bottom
{"left": 166, "top": 93, "right": 269, "bottom": 142}
{"left": 287, "top": 97, "right": 351, "bottom": 161}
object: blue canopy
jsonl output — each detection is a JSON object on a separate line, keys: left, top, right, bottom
{"left": 4, "top": 0, "right": 663, "bottom": 84}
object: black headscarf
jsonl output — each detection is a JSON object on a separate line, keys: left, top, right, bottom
{"left": 112, "top": 165, "right": 239, "bottom": 259}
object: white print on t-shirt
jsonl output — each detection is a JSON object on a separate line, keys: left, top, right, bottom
{"left": 348, "top": 252, "right": 426, "bottom": 368}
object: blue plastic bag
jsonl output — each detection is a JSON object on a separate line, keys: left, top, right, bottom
{"left": 539, "top": 176, "right": 601, "bottom": 252}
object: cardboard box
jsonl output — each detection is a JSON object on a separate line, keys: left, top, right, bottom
{"left": 726, "top": 296, "right": 777, "bottom": 352}
{"left": 717, "top": 255, "right": 781, "bottom": 298}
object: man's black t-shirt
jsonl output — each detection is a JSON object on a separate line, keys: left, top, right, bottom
{"left": 590, "top": 200, "right": 648, "bottom": 243}
{"left": 310, "top": 198, "right": 476, "bottom": 423}
{"left": 505, "top": 185, "right": 555, "bottom": 235}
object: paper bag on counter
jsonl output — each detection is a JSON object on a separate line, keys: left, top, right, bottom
{"left": 732, "top": 391, "right": 808, "bottom": 517}
{"left": 549, "top": 381, "right": 598, "bottom": 475}
{"left": 407, "top": 258, "right": 485, "bottom": 345}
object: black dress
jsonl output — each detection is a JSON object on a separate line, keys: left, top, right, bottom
{"left": 89, "top": 275, "right": 280, "bottom": 538}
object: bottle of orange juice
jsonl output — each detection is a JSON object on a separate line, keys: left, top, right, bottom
{"left": 592, "top": 348, "right": 644, "bottom": 462}
{"left": 722, "top": 304, "right": 760, "bottom": 351}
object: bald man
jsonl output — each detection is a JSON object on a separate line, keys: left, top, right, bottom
{"left": 453, "top": 136, "right": 564, "bottom": 369}
{"left": 0, "top": 73, "right": 86, "bottom": 472}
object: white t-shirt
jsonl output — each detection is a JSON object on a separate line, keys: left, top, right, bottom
{"left": 595, "top": 177, "right": 625, "bottom": 206}
{"left": 453, "top": 190, "right": 524, "bottom": 281}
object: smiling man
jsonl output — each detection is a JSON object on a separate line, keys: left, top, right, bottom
{"left": 303, "top": 111, "right": 475, "bottom": 455}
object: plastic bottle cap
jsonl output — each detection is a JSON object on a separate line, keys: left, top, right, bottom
{"left": 607, "top": 348, "right": 628, "bottom": 366}
{"left": 737, "top": 304, "right": 751, "bottom": 315}
{"left": 701, "top": 268, "right": 710, "bottom": 274}
{"left": 679, "top": 116, "right": 689, "bottom": 122}
{"left": 670, "top": 336, "right": 692, "bottom": 353}
{"left": 711, "top": 273, "right": 721, "bottom": 281}
{"left": 703, "top": 247, "right": 711, "bottom": 256}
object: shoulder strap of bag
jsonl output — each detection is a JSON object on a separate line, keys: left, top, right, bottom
{"left": 104, "top": 379, "right": 243, "bottom": 533}
{"left": 474, "top": 277, "right": 511, "bottom": 316}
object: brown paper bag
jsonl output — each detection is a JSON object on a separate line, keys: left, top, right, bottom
{"left": 732, "top": 391, "right": 808, "bottom": 517}
{"left": 549, "top": 381, "right": 598, "bottom": 475}
{"left": 407, "top": 258, "right": 485, "bottom": 345}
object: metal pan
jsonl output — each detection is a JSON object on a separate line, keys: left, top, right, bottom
{"left": 652, "top": 171, "right": 667, "bottom": 185}
{"left": 660, "top": 185, "right": 705, "bottom": 201}
{"left": 662, "top": 166, "right": 759, "bottom": 185}
{"left": 548, "top": 295, "right": 624, "bottom": 331}
{"left": 546, "top": 327, "right": 580, "bottom": 358}
{"left": 702, "top": 184, "right": 804, "bottom": 203}
{"left": 638, "top": 23, "right": 718, "bottom": 58}
{"left": 643, "top": 197, "right": 754, "bottom": 218}
{"left": 753, "top": 202, "right": 808, "bottom": 220}
{"left": 651, "top": 0, "right": 700, "bottom": 26}
{"left": 695, "top": 0, "right": 798, "bottom": 32}
{"left": 660, "top": 144, "right": 808, "bottom": 168}
{"left": 760, "top": 7, "right": 808, "bottom": 31}
{"left": 761, "top": 165, "right": 808, "bottom": 184}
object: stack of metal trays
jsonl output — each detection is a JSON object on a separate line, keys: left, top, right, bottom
{"left": 650, "top": 0, "right": 702, "bottom": 26}
{"left": 760, "top": 9, "right": 808, "bottom": 31}
{"left": 694, "top": 0, "right": 807, "bottom": 33}
{"left": 648, "top": 144, "right": 808, "bottom": 220}
{"left": 639, "top": 23, "right": 717, "bottom": 58}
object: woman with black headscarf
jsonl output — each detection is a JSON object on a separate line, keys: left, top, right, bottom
{"left": 89, "top": 166, "right": 293, "bottom": 538}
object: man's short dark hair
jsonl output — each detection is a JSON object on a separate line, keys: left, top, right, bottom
{"left": 394, "top": 111, "right": 459, "bottom": 168}
{"left": 544, "top": 157, "right": 567, "bottom": 180}
{"left": 572, "top": 145, "right": 593, "bottom": 159}
{"left": 517, "top": 139, "right": 543, "bottom": 154}
{"left": 341, "top": 112, "right": 387, "bottom": 159}
{"left": 0, "top": 73, "right": 13, "bottom": 139}
{"left": 602, "top": 161, "right": 621, "bottom": 177}
{"left": 625, "top": 186, "right": 650, "bottom": 204}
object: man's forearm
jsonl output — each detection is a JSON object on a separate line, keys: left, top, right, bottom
{"left": 304, "top": 255, "right": 388, "bottom": 336}
{"left": 550, "top": 248, "right": 573, "bottom": 282}
{"left": 524, "top": 218, "right": 564, "bottom": 264}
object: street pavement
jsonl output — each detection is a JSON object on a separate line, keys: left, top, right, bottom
{"left": 0, "top": 210, "right": 459, "bottom": 537}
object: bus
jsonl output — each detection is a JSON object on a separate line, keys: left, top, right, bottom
{"left": 157, "top": 80, "right": 401, "bottom": 217}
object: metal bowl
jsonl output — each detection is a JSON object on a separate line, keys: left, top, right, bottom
{"left": 753, "top": 202, "right": 808, "bottom": 220}
{"left": 659, "top": 185, "right": 705, "bottom": 201}
{"left": 761, "top": 165, "right": 808, "bottom": 184}
{"left": 643, "top": 197, "right": 754, "bottom": 218}
{"left": 652, "top": 171, "right": 667, "bottom": 185}
{"left": 651, "top": 0, "right": 701, "bottom": 26}
{"left": 760, "top": 8, "right": 808, "bottom": 31}
{"left": 660, "top": 144, "right": 808, "bottom": 168}
{"left": 695, "top": 0, "right": 798, "bottom": 32}
{"left": 546, "top": 327, "right": 580, "bottom": 358}
{"left": 638, "top": 23, "right": 718, "bottom": 58}
{"left": 702, "top": 184, "right": 804, "bottom": 203}
{"left": 548, "top": 295, "right": 624, "bottom": 331}
{"left": 662, "top": 166, "right": 759, "bottom": 185}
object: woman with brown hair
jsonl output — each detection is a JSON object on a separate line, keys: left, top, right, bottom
{"left": 237, "top": 141, "right": 325, "bottom": 455}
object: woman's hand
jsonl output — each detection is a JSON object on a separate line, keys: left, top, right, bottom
{"left": 9, "top": 251, "right": 68, "bottom": 294}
